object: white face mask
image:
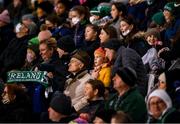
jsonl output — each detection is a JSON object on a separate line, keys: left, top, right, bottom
{"left": 15, "top": 23, "right": 22, "bottom": 33}
{"left": 71, "top": 17, "right": 80, "bottom": 25}
{"left": 122, "top": 29, "right": 131, "bottom": 36}
{"left": 89, "top": 16, "right": 96, "bottom": 24}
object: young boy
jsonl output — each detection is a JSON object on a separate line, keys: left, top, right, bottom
{"left": 77, "top": 79, "right": 105, "bottom": 122}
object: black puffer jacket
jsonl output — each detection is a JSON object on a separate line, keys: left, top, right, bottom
{"left": 0, "top": 35, "right": 32, "bottom": 81}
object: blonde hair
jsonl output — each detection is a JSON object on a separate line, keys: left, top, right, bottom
{"left": 40, "top": 38, "right": 57, "bottom": 51}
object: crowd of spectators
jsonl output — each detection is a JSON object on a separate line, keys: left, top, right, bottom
{"left": 0, "top": 0, "right": 180, "bottom": 123}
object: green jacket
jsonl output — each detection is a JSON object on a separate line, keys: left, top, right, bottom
{"left": 147, "top": 108, "right": 180, "bottom": 123}
{"left": 105, "top": 87, "right": 147, "bottom": 122}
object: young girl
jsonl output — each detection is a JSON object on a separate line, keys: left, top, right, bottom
{"left": 142, "top": 28, "right": 164, "bottom": 73}
{"left": 81, "top": 24, "right": 100, "bottom": 69}
{"left": 99, "top": 25, "right": 117, "bottom": 44}
{"left": 91, "top": 47, "right": 111, "bottom": 88}
{"left": 69, "top": 5, "right": 90, "bottom": 49}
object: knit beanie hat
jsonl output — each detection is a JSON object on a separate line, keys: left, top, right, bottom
{"left": 22, "top": 14, "right": 34, "bottom": 21}
{"left": 115, "top": 67, "right": 137, "bottom": 87}
{"left": 29, "top": 37, "right": 39, "bottom": 46}
{"left": 95, "top": 109, "right": 116, "bottom": 123}
{"left": 57, "top": 35, "right": 76, "bottom": 53}
{"left": 50, "top": 93, "right": 72, "bottom": 115}
{"left": 164, "top": 2, "right": 176, "bottom": 14}
{"left": 72, "top": 50, "right": 91, "bottom": 68}
{"left": 94, "top": 47, "right": 105, "bottom": 57}
{"left": 0, "top": 10, "right": 10, "bottom": 23}
{"left": 147, "top": 89, "right": 172, "bottom": 114}
{"left": 145, "top": 28, "right": 161, "bottom": 40}
{"left": 90, "top": 3, "right": 111, "bottom": 17}
{"left": 101, "top": 38, "right": 121, "bottom": 51}
{"left": 152, "top": 12, "right": 165, "bottom": 26}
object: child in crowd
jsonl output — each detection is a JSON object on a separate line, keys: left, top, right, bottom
{"left": 74, "top": 79, "right": 105, "bottom": 122}
{"left": 142, "top": 28, "right": 164, "bottom": 73}
{"left": 91, "top": 47, "right": 111, "bottom": 88}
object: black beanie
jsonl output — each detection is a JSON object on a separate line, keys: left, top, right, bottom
{"left": 115, "top": 67, "right": 137, "bottom": 87}
{"left": 57, "top": 35, "right": 76, "bottom": 53}
{"left": 101, "top": 38, "right": 121, "bottom": 51}
{"left": 50, "top": 93, "right": 72, "bottom": 115}
{"left": 95, "top": 109, "right": 116, "bottom": 123}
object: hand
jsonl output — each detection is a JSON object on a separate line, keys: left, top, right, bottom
{"left": 34, "top": 67, "right": 39, "bottom": 71}
{"left": 57, "top": 48, "right": 65, "bottom": 58}
{"left": 91, "top": 70, "right": 99, "bottom": 79}
{"left": 79, "top": 113, "right": 90, "bottom": 121}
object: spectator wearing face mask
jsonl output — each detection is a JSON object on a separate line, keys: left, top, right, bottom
{"left": 69, "top": 5, "right": 90, "bottom": 49}
{"left": 110, "top": 2, "right": 127, "bottom": 39}
{"left": 0, "top": 21, "right": 37, "bottom": 82}
{"left": 119, "top": 17, "right": 149, "bottom": 57}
